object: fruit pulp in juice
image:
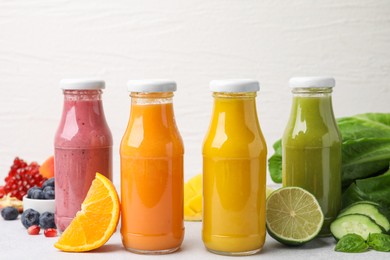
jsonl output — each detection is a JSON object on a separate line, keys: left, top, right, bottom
{"left": 282, "top": 95, "right": 341, "bottom": 236}
{"left": 120, "top": 102, "right": 184, "bottom": 252}
{"left": 55, "top": 98, "right": 112, "bottom": 232}
{"left": 202, "top": 96, "right": 267, "bottom": 254}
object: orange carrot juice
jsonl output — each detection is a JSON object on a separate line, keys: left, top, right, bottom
{"left": 120, "top": 81, "right": 184, "bottom": 254}
{"left": 202, "top": 80, "right": 267, "bottom": 256}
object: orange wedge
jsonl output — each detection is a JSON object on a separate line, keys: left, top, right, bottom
{"left": 54, "top": 173, "right": 120, "bottom": 252}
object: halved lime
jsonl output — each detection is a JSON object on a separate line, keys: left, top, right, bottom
{"left": 266, "top": 186, "right": 324, "bottom": 246}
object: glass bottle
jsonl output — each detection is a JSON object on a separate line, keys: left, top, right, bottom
{"left": 202, "top": 79, "right": 267, "bottom": 256}
{"left": 54, "top": 79, "right": 113, "bottom": 232}
{"left": 120, "top": 80, "right": 184, "bottom": 254}
{"left": 282, "top": 77, "right": 342, "bottom": 236}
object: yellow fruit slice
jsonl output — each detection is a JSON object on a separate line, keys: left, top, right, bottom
{"left": 266, "top": 186, "right": 275, "bottom": 199}
{"left": 184, "top": 174, "right": 202, "bottom": 221}
{"left": 54, "top": 173, "right": 120, "bottom": 252}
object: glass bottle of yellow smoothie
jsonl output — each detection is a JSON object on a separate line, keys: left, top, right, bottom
{"left": 202, "top": 80, "right": 267, "bottom": 256}
{"left": 282, "top": 77, "right": 342, "bottom": 236}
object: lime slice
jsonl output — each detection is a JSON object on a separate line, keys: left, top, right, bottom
{"left": 266, "top": 187, "right": 324, "bottom": 246}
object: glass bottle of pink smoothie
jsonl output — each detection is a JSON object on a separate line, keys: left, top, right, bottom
{"left": 54, "top": 79, "right": 113, "bottom": 232}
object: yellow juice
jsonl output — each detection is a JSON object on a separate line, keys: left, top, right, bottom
{"left": 202, "top": 92, "right": 267, "bottom": 255}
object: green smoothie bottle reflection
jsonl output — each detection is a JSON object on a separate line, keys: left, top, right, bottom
{"left": 282, "top": 77, "right": 341, "bottom": 236}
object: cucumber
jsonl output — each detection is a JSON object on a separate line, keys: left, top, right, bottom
{"left": 343, "top": 200, "right": 380, "bottom": 207}
{"left": 330, "top": 214, "right": 383, "bottom": 240}
{"left": 338, "top": 202, "right": 390, "bottom": 232}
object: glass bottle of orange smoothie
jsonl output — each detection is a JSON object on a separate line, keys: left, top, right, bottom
{"left": 282, "top": 77, "right": 342, "bottom": 236}
{"left": 202, "top": 80, "right": 267, "bottom": 256}
{"left": 120, "top": 80, "right": 184, "bottom": 254}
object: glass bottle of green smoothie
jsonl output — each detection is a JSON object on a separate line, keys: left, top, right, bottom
{"left": 282, "top": 77, "right": 342, "bottom": 236}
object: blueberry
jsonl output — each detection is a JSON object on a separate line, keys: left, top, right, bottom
{"left": 43, "top": 186, "right": 53, "bottom": 193}
{"left": 21, "top": 208, "right": 40, "bottom": 228}
{"left": 31, "top": 189, "right": 44, "bottom": 199}
{"left": 1, "top": 206, "right": 19, "bottom": 220}
{"left": 39, "top": 212, "right": 56, "bottom": 229}
{"left": 42, "top": 178, "right": 55, "bottom": 189}
{"left": 43, "top": 189, "right": 55, "bottom": 200}
{"left": 27, "top": 187, "right": 41, "bottom": 199}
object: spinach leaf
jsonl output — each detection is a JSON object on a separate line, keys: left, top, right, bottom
{"left": 268, "top": 140, "right": 282, "bottom": 183}
{"left": 342, "top": 167, "right": 390, "bottom": 209}
{"left": 268, "top": 113, "right": 390, "bottom": 185}
{"left": 341, "top": 138, "right": 390, "bottom": 187}
{"left": 335, "top": 234, "right": 368, "bottom": 253}
{"left": 367, "top": 233, "right": 390, "bottom": 252}
{"left": 337, "top": 113, "right": 390, "bottom": 140}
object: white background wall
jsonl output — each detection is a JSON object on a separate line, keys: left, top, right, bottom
{"left": 0, "top": 0, "right": 389, "bottom": 185}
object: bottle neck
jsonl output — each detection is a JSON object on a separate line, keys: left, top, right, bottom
{"left": 130, "top": 92, "right": 173, "bottom": 105}
{"left": 212, "top": 92, "right": 258, "bottom": 113}
{"left": 63, "top": 90, "right": 106, "bottom": 126}
{"left": 63, "top": 89, "right": 103, "bottom": 101}
{"left": 56, "top": 89, "right": 112, "bottom": 147}
{"left": 211, "top": 92, "right": 260, "bottom": 130}
{"left": 291, "top": 87, "right": 333, "bottom": 97}
{"left": 289, "top": 87, "right": 336, "bottom": 127}
{"left": 213, "top": 92, "right": 257, "bottom": 99}
{"left": 291, "top": 88, "right": 334, "bottom": 107}
{"left": 123, "top": 92, "right": 183, "bottom": 155}
{"left": 129, "top": 92, "right": 176, "bottom": 128}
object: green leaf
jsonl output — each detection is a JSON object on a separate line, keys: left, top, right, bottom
{"left": 341, "top": 138, "right": 390, "bottom": 187}
{"left": 335, "top": 234, "right": 369, "bottom": 253}
{"left": 342, "top": 167, "right": 390, "bottom": 209}
{"left": 367, "top": 233, "right": 390, "bottom": 252}
{"left": 337, "top": 113, "right": 390, "bottom": 141}
{"left": 268, "top": 140, "right": 282, "bottom": 183}
{"left": 339, "top": 113, "right": 390, "bottom": 187}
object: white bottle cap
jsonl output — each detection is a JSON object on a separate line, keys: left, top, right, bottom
{"left": 60, "top": 79, "right": 105, "bottom": 90}
{"left": 210, "top": 79, "right": 260, "bottom": 92}
{"left": 289, "top": 77, "right": 335, "bottom": 88}
{"left": 127, "top": 80, "right": 177, "bottom": 92}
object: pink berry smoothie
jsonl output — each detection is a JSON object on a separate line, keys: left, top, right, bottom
{"left": 54, "top": 89, "right": 112, "bottom": 232}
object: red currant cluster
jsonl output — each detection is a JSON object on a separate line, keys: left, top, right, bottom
{"left": 0, "top": 157, "right": 47, "bottom": 200}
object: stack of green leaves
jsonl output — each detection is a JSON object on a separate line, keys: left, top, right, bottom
{"left": 268, "top": 113, "right": 390, "bottom": 209}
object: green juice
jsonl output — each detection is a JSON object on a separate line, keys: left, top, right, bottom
{"left": 282, "top": 91, "right": 342, "bottom": 236}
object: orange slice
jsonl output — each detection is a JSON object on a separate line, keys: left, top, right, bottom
{"left": 54, "top": 173, "right": 120, "bottom": 252}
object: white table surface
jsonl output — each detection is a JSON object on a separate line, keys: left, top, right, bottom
{"left": 0, "top": 217, "right": 387, "bottom": 259}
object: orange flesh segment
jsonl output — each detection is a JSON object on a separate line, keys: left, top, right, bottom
{"left": 54, "top": 173, "right": 120, "bottom": 252}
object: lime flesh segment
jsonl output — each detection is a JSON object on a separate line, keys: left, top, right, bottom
{"left": 266, "top": 187, "right": 324, "bottom": 246}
